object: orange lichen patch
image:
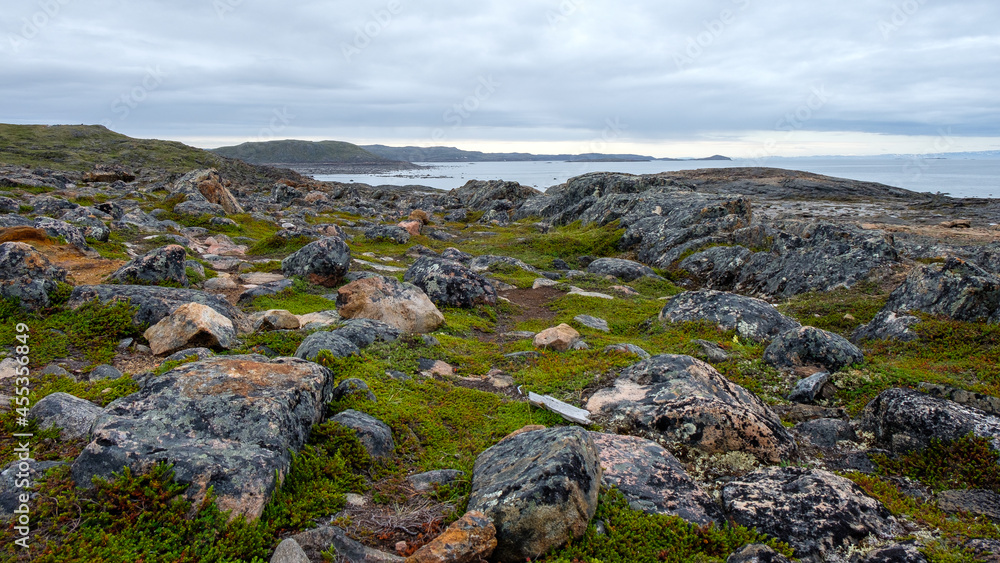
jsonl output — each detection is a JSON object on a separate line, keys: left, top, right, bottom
{"left": 0, "top": 227, "right": 126, "bottom": 285}
{"left": 174, "top": 359, "right": 314, "bottom": 398}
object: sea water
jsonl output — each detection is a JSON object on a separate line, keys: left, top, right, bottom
{"left": 313, "top": 157, "right": 1000, "bottom": 199}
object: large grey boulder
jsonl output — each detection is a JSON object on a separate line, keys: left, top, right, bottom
{"left": 281, "top": 236, "right": 351, "bottom": 287}
{"left": 294, "top": 332, "right": 359, "bottom": 362}
{"left": 722, "top": 467, "right": 895, "bottom": 559}
{"left": 336, "top": 275, "right": 444, "bottom": 333}
{"left": 854, "top": 258, "right": 1000, "bottom": 341}
{"left": 0, "top": 241, "right": 68, "bottom": 310}
{"left": 587, "top": 355, "right": 795, "bottom": 463}
{"left": 404, "top": 256, "right": 498, "bottom": 308}
{"left": 332, "top": 318, "right": 401, "bottom": 348}
{"left": 29, "top": 392, "right": 103, "bottom": 441}
{"left": 72, "top": 356, "right": 335, "bottom": 520}
{"left": 108, "top": 244, "right": 189, "bottom": 287}
{"left": 764, "top": 326, "right": 864, "bottom": 372}
{"left": 659, "top": 290, "right": 800, "bottom": 343}
{"left": 450, "top": 179, "right": 540, "bottom": 211}
{"left": 590, "top": 432, "right": 723, "bottom": 525}
{"left": 467, "top": 426, "right": 601, "bottom": 563}
{"left": 330, "top": 410, "right": 395, "bottom": 459}
{"left": 861, "top": 387, "right": 1000, "bottom": 453}
{"left": 68, "top": 285, "right": 242, "bottom": 330}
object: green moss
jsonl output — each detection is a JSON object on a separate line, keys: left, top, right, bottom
{"left": 0, "top": 183, "right": 55, "bottom": 195}
{"left": 247, "top": 234, "right": 313, "bottom": 257}
{"left": 778, "top": 281, "right": 889, "bottom": 335}
{"left": 243, "top": 260, "right": 283, "bottom": 274}
{"left": 231, "top": 331, "right": 306, "bottom": 358}
{"left": 541, "top": 488, "right": 793, "bottom": 563}
{"left": 873, "top": 434, "right": 1000, "bottom": 493}
{"left": 249, "top": 278, "right": 336, "bottom": 315}
{"left": 89, "top": 231, "right": 133, "bottom": 261}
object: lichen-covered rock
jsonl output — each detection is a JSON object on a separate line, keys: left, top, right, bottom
{"left": 467, "top": 426, "right": 601, "bottom": 563}
{"left": 603, "top": 343, "right": 651, "bottom": 359}
{"left": 795, "top": 418, "right": 856, "bottom": 448}
{"left": 587, "top": 355, "right": 795, "bottom": 463}
{"left": 936, "top": 489, "right": 1000, "bottom": 520}
{"left": 109, "top": 244, "right": 189, "bottom": 287}
{"left": 679, "top": 245, "right": 754, "bottom": 289}
{"left": 29, "top": 392, "right": 103, "bottom": 441}
{"left": 861, "top": 387, "right": 1000, "bottom": 453}
{"left": 725, "top": 544, "right": 793, "bottom": 563}
{"left": 0, "top": 459, "right": 67, "bottom": 520}
{"left": 68, "top": 285, "right": 242, "bottom": 329}
{"left": 291, "top": 525, "right": 403, "bottom": 563}
{"left": 294, "top": 332, "right": 359, "bottom": 361}
{"left": 533, "top": 324, "right": 581, "bottom": 352}
{"left": 854, "top": 543, "right": 928, "bottom": 563}
{"left": 764, "top": 326, "right": 864, "bottom": 372}
{"left": 270, "top": 538, "right": 310, "bottom": 563}
{"left": 254, "top": 309, "right": 300, "bottom": 332}
{"left": 333, "top": 318, "right": 402, "bottom": 348}
{"left": 72, "top": 356, "right": 336, "bottom": 520}
{"left": 787, "top": 371, "right": 833, "bottom": 404}
{"left": 331, "top": 410, "right": 395, "bottom": 459}
{"left": 587, "top": 257, "right": 660, "bottom": 282}
{"left": 722, "top": 467, "right": 894, "bottom": 558}
{"left": 337, "top": 276, "right": 444, "bottom": 334}
{"left": 408, "top": 469, "right": 465, "bottom": 493}
{"left": 450, "top": 179, "right": 540, "bottom": 211}
{"left": 590, "top": 432, "right": 723, "bottom": 525}
{"left": 854, "top": 258, "right": 1000, "bottom": 341}
{"left": 0, "top": 241, "right": 68, "bottom": 310}
{"left": 281, "top": 237, "right": 351, "bottom": 287}
{"left": 365, "top": 224, "right": 411, "bottom": 244}
{"left": 143, "top": 302, "right": 237, "bottom": 356}
{"left": 659, "top": 290, "right": 800, "bottom": 343}
{"left": 467, "top": 255, "right": 539, "bottom": 274}
{"left": 34, "top": 217, "right": 96, "bottom": 255}
{"left": 404, "top": 256, "right": 497, "bottom": 308}
{"left": 405, "top": 510, "right": 497, "bottom": 563}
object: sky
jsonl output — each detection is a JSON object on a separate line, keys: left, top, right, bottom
{"left": 2, "top": 0, "right": 999, "bottom": 158}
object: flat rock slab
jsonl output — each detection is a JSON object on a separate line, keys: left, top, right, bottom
{"left": 590, "top": 432, "right": 723, "bottom": 525}
{"left": 937, "top": 489, "right": 1000, "bottom": 520}
{"left": 71, "top": 356, "right": 335, "bottom": 520}
{"left": 723, "top": 467, "right": 894, "bottom": 559}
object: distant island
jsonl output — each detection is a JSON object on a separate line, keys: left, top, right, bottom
{"left": 209, "top": 139, "right": 731, "bottom": 171}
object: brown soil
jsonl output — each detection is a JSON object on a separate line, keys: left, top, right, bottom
{"left": 0, "top": 227, "right": 124, "bottom": 285}
{"left": 495, "top": 287, "right": 561, "bottom": 335}
{"left": 861, "top": 222, "right": 1000, "bottom": 245}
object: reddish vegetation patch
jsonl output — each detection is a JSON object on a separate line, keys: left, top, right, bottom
{"left": 0, "top": 227, "right": 124, "bottom": 285}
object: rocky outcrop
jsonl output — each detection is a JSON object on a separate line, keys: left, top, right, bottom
{"left": 404, "top": 256, "right": 497, "bottom": 308}
{"left": 0, "top": 241, "right": 68, "bottom": 310}
{"left": 449, "top": 180, "right": 540, "bottom": 212}
{"left": 281, "top": 236, "right": 352, "bottom": 287}
{"left": 855, "top": 543, "right": 928, "bottom": 563}
{"left": 763, "top": 326, "right": 864, "bottom": 372}
{"left": 72, "top": 356, "right": 336, "bottom": 520}
{"left": 68, "top": 285, "right": 243, "bottom": 329}
{"left": 861, "top": 387, "right": 1000, "bottom": 453}
{"left": 108, "top": 244, "right": 189, "bottom": 287}
{"left": 587, "top": 355, "right": 795, "bottom": 463}
{"left": 366, "top": 224, "right": 411, "bottom": 244}
{"left": 855, "top": 258, "right": 1000, "bottom": 341}
{"left": 722, "top": 467, "right": 895, "bottom": 559}
{"left": 29, "top": 392, "right": 103, "bottom": 441}
{"left": 590, "top": 432, "right": 723, "bottom": 525}
{"left": 587, "top": 257, "right": 661, "bottom": 281}
{"left": 659, "top": 290, "right": 800, "bottom": 343}
{"left": 143, "top": 302, "right": 237, "bottom": 356}
{"left": 725, "top": 544, "right": 793, "bottom": 563}
{"left": 337, "top": 275, "right": 444, "bottom": 334}
{"left": 467, "top": 426, "right": 601, "bottom": 563}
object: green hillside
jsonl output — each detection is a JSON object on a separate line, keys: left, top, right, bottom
{"left": 210, "top": 140, "right": 394, "bottom": 164}
{"left": 0, "top": 124, "right": 221, "bottom": 173}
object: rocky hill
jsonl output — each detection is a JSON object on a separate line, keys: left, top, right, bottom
{"left": 1, "top": 139, "right": 1000, "bottom": 562}
{"left": 211, "top": 139, "right": 419, "bottom": 174}
{"left": 362, "top": 144, "right": 732, "bottom": 163}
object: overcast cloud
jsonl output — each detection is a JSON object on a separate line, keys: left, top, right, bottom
{"left": 2, "top": 0, "right": 999, "bottom": 157}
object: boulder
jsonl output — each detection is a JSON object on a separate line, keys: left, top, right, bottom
{"left": 294, "top": 332, "right": 360, "bottom": 361}
{"left": 254, "top": 309, "right": 300, "bottom": 332}
{"left": 936, "top": 489, "right": 1000, "bottom": 520}
{"left": 143, "top": 302, "right": 237, "bottom": 356}
{"left": 68, "top": 285, "right": 242, "bottom": 330}
{"left": 333, "top": 318, "right": 402, "bottom": 348}
{"left": 795, "top": 418, "right": 856, "bottom": 448}
{"left": 404, "top": 511, "right": 497, "bottom": 563}
{"left": 331, "top": 410, "right": 395, "bottom": 459}
{"left": 855, "top": 543, "right": 928, "bottom": 563}
{"left": 397, "top": 220, "right": 422, "bottom": 237}
{"left": 72, "top": 356, "right": 336, "bottom": 520}
{"left": 725, "top": 544, "right": 793, "bottom": 563}
{"left": 450, "top": 180, "right": 540, "bottom": 211}
{"left": 787, "top": 371, "right": 834, "bottom": 404}
{"left": 659, "top": 290, "right": 800, "bottom": 343}
{"left": 291, "top": 525, "right": 403, "bottom": 563}
{"left": 587, "top": 257, "right": 660, "bottom": 282}
{"left": 29, "top": 392, "right": 103, "bottom": 441}
{"left": 270, "top": 539, "right": 310, "bottom": 563}
{"left": 590, "top": 432, "right": 723, "bottom": 525}
{"left": 365, "top": 225, "right": 411, "bottom": 244}
{"left": 467, "top": 255, "right": 539, "bottom": 274}
{"left": 0, "top": 459, "right": 67, "bottom": 519}
{"left": 722, "top": 467, "right": 894, "bottom": 559}
{"left": 764, "top": 326, "right": 864, "bottom": 372}
{"left": 337, "top": 276, "right": 444, "bottom": 334}
{"left": 114, "top": 209, "right": 166, "bottom": 233}
{"left": 281, "top": 237, "right": 352, "bottom": 287}
{"left": 587, "top": 355, "right": 795, "bottom": 463}
{"left": 404, "top": 256, "right": 498, "bottom": 308}
{"left": 108, "top": 244, "right": 189, "bottom": 287}
{"left": 467, "top": 426, "right": 601, "bottom": 563}
{"left": 197, "top": 177, "right": 244, "bottom": 215}
{"left": 0, "top": 241, "right": 68, "bottom": 310}
{"left": 533, "top": 324, "right": 581, "bottom": 352}
{"left": 861, "top": 387, "right": 1000, "bottom": 453}
{"left": 603, "top": 343, "right": 651, "bottom": 359}
{"left": 574, "top": 314, "right": 610, "bottom": 332}
{"left": 332, "top": 378, "right": 378, "bottom": 403}
{"left": 679, "top": 245, "right": 754, "bottom": 289}
{"left": 34, "top": 217, "right": 95, "bottom": 255}
{"left": 174, "top": 200, "right": 226, "bottom": 217}
{"left": 854, "top": 258, "right": 1000, "bottom": 341}
{"left": 408, "top": 470, "right": 465, "bottom": 493}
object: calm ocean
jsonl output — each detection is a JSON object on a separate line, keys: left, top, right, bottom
{"left": 313, "top": 157, "right": 1000, "bottom": 199}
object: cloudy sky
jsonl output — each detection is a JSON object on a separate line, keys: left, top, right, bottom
{"left": 3, "top": 0, "right": 999, "bottom": 158}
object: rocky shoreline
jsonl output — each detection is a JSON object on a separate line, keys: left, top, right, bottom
{"left": 1, "top": 160, "right": 999, "bottom": 562}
